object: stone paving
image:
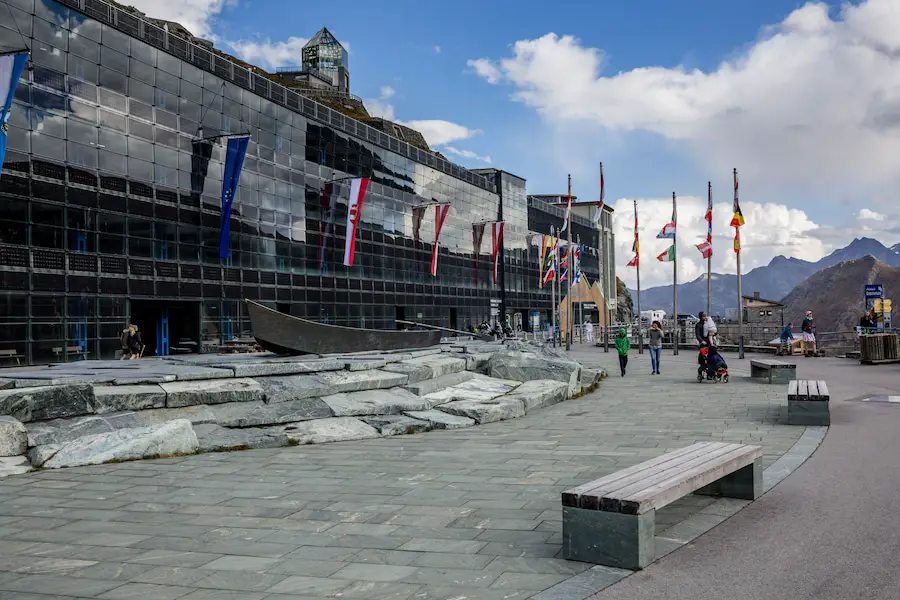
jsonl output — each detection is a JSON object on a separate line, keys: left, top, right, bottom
{"left": 0, "top": 347, "right": 809, "bottom": 599}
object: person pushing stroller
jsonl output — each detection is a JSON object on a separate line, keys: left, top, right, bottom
{"left": 695, "top": 312, "right": 728, "bottom": 383}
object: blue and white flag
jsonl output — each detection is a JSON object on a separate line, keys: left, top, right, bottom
{"left": 0, "top": 51, "right": 29, "bottom": 181}
{"left": 573, "top": 244, "right": 583, "bottom": 284}
{"left": 218, "top": 135, "right": 250, "bottom": 259}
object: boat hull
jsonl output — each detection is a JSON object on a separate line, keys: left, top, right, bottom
{"left": 245, "top": 300, "right": 442, "bottom": 355}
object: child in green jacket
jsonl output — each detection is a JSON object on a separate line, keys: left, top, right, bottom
{"left": 615, "top": 327, "right": 630, "bottom": 376}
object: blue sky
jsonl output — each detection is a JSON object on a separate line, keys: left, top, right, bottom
{"left": 140, "top": 0, "right": 900, "bottom": 285}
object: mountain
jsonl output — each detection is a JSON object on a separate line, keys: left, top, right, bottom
{"left": 633, "top": 238, "right": 900, "bottom": 317}
{"left": 781, "top": 256, "right": 900, "bottom": 331}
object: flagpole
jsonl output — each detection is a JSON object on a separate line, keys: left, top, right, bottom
{"left": 566, "top": 174, "right": 573, "bottom": 351}
{"left": 707, "top": 181, "right": 712, "bottom": 316}
{"left": 634, "top": 199, "right": 642, "bottom": 354}
{"left": 672, "top": 191, "right": 679, "bottom": 356}
{"left": 577, "top": 233, "right": 583, "bottom": 343}
{"left": 551, "top": 225, "right": 557, "bottom": 348}
{"left": 735, "top": 168, "right": 744, "bottom": 359}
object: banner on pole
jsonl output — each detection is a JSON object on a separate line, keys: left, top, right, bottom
{"left": 218, "top": 135, "right": 251, "bottom": 259}
{"left": 343, "top": 177, "right": 370, "bottom": 266}
{"left": 472, "top": 222, "right": 485, "bottom": 284}
{"left": 0, "top": 51, "right": 29, "bottom": 181}
{"left": 491, "top": 221, "right": 504, "bottom": 284}
{"left": 430, "top": 203, "right": 450, "bottom": 276}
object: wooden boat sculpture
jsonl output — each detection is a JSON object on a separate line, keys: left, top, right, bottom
{"left": 245, "top": 300, "right": 443, "bottom": 355}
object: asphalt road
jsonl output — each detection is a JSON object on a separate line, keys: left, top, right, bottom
{"left": 589, "top": 356, "right": 900, "bottom": 600}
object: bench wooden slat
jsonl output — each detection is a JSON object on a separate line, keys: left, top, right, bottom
{"left": 788, "top": 380, "right": 798, "bottom": 401}
{"left": 562, "top": 443, "right": 731, "bottom": 508}
{"left": 622, "top": 446, "right": 762, "bottom": 514}
{"left": 808, "top": 380, "right": 820, "bottom": 400}
{"left": 798, "top": 380, "right": 808, "bottom": 399}
{"left": 600, "top": 445, "right": 750, "bottom": 512}
{"left": 817, "top": 381, "right": 829, "bottom": 400}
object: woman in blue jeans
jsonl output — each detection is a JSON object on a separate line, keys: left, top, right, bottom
{"left": 648, "top": 320, "right": 663, "bottom": 374}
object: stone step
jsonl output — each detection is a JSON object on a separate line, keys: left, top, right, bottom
{"left": 403, "top": 371, "right": 475, "bottom": 396}
{"left": 209, "top": 399, "right": 332, "bottom": 428}
{"left": 320, "top": 388, "right": 432, "bottom": 417}
{"left": 421, "top": 374, "right": 520, "bottom": 406}
{"left": 281, "top": 417, "right": 380, "bottom": 445}
{"left": 193, "top": 423, "right": 288, "bottom": 452}
{"left": 162, "top": 378, "right": 263, "bottom": 408}
{"left": 502, "top": 380, "right": 569, "bottom": 413}
{"left": 437, "top": 397, "right": 526, "bottom": 425}
{"left": 404, "top": 409, "right": 475, "bottom": 430}
{"left": 382, "top": 355, "right": 469, "bottom": 384}
{"left": 360, "top": 415, "right": 432, "bottom": 436}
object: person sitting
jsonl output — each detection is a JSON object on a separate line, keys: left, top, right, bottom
{"left": 859, "top": 311, "right": 876, "bottom": 330}
{"left": 778, "top": 322, "right": 795, "bottom": 356}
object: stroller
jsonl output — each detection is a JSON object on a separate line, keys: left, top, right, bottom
{"left": 697, "top": 344, "right": 729, "bottom": 383}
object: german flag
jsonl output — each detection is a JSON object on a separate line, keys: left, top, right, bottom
{"left": 730, "top": 169, "right": 745, "bottom": 227}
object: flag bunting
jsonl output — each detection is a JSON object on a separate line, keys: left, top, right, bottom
{"left": 218, "top": 134, "right": 251, "bottom": 259}
{"left": 343, "top": 177, "right": 370, "bottom": 267}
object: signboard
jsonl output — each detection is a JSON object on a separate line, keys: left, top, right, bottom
{"left": 865, "top": 284, "right": 884, "bottom": 299}
{"left": 490, "top": 308, "right": 499, "bottom": 317}
{"left": 584, "top": 303, "right": 597, "bottom": 310}
{"left": 490, "top": 299, "right": 501, "bottom": 306}
{"left": 531, "top": 311, "right": 540, "bottom": 332}
{"left": 606, "top": 299, "right": 617, "bottom": 310}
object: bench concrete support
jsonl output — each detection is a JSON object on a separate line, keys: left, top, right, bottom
{"left": 696, "top": 458, "right": 762, "bottom": 500}
{"left": 563, "top": 507, "right": 655, "bottom": 570}
{"left": 751, "top": 359, "right": 796, "bottom": 384}
{"left": 788, "top": 380, "right": 830, "bottom": 426}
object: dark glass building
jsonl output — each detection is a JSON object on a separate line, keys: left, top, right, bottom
{"left": 0, "top": 0, "right": 614, "bottom": 364}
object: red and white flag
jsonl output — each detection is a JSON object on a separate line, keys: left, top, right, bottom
{"left": 430, "top": 203, "right": 451, "bottom": 276}
{"left": 342, "top": 177, "right": 369, "bottom": 267}
{"left": 491, "top": 221, "right": 505, "bottom": 284}
{"left": 592, "top": 163, "right": 605, "bottom": 225}
{"left": 697, "top": 183, "right": 713, "bottom": 259}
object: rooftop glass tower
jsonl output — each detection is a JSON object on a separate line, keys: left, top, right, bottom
{"left": 301, "top": 28, "right": 350, "bottom": 92}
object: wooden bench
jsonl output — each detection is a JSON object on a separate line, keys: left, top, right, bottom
{"left": 788, "top": 380, "right": 830, "bottom": 426}
{"left": 750, "top": 358, "right": 796, "bottom": 384}
{"left": 0, "top": 349, "right": 24, "bottom": 365}
{"left": 52, "top": 346, "right": 89, "bottom": 361}
{"left": 561, "top": 442, "right": 762, "bottom": 570}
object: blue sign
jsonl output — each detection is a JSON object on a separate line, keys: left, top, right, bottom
{"left": 865, "top": 284, "right": 884, "bottom": 299}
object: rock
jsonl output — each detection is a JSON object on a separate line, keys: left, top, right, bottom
{"left": 282, "top": 417, "right": 380, "bottom": 445}
{"left": 503, "top": 380, "right": 569, "bottom": 413}
{"left": 30, "top": 419, "right": 199, "bottom": 469}
{"left": 209, "top": 399, "right": 332, "bottom": 428}
{"left": 382, "top": 355, "right": 467, "bottom": 383}
{"left": 487, "top": 348, "right": 582, "bottom": 397}
{"left": 404, "top": 409, "right": 475, "bottom": 430}
{"left": 193, "top": 423, "right": 288, "bottom": 452}
{"left": 422, "top": 375, "right": 520, "bottom": 406}
{"left": 318, "top": 370, "right": 409, "bottom": 393}
{"left": 463, "top": 353, "right": 495, "bottom": 372}
{"left": 0, "top": 379, "right": 14, "bottom": 390}
{"left": 225, "top": 359, "right": 345, "bottom": 378}
{"left": 0, "top": 384, "right": 96, "bottom": 423}
{"left": 0, "top": 456, "right": 31, "bottom": 477}
{"left": 339, "top": 356, "right": 405, "bottom": 371}
{"left": 404, "top": 372, "right": 474, "bottom": 396}
{"left": 360, "top": 415, "right": 432, "bottom": 436}
{"left": 320, "top": 388, "right": 430, "bottom": 417}
{"left": 113, "top": 376, "right": 176, "bottom": 386}
{"left": 93, "top": 385, "right": 166, "bottom": 414}
{"left": 0, "top": 416, "right": 27, "bottom": 456}
{"left": 437, "top": 397, "right": 526, "bottom": 424}
{"left": 162, "top": 378, "right": 263, "bottom": 408}
{"left": 140, "top": 405, "right": 218, "bottom": 426}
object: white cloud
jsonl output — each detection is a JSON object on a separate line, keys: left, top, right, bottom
{"left": 468, "top": 0, "right": 900, "bottom": 196}
{"left": 434, "top": 45, "right": 442, "bottom": 54}
{"left": 612, "top": 196, "right": 827, "bottom": 288}
{"left": 379, "top": 85, "right": 396, "bottom": 99}
{"left": 228, "top": 36, "right": 308, "bottom": 71}
{"left": 857, "top": 208, "right": 886, "bottom": 221}
{"left": 442, "top": 146, "right": 492, "bottom": 164}
{"left": 125, "top": 0, "right": 232, "bottom": 39}
{"left": 404, "top": 120, "right": 481, "bottom": 147}
{"left": 365, "top": 98, "right": 396, "bottom": 121}
{"left": 467, "top": 58, "right": 502, "bottom": 84}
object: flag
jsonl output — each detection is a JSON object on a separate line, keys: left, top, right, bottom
{"left": 541, "top": 236, "right": 556, "bottom": 285}
{"left": 491, "top": 221, "right": 504, "bottom": 284}
{"left": 0, "top": 51, "right": 29, "bottom": 181}
{"left": 734, "top": 227, "right": 741, "bottom": 254}
{"left": 696, "top": 240, "right": 712, "bottom": 259}
{"left": 657, "top": 245, "right": 676, "bottom": 262}
{"left": 698, "top": 183, "right": 712, "bottom": 259}
{"left": 573, "top": 244, "right": 583, "bottom": 284}
{"left": 218, "top": 134, "right": 251, "bottom": 258}
{"left": 592, "top": 163, "right": 605, "bottom": 225}
{"left": 473, "top": 222, "right": 486, "bottom": 284}
{"left": 626, "top": 255, "right": 639, "bottom": 267}
{"left": 560, "top": 192, "right": 572, "bottom": 233}
{"left": 627, "top": 205, "right": 640, "bottom": 266}
{"left": 317, "top": 182, "right": 335, "bottom": 270}
{"left": 430, "top": 203, "right": 450, "bottom": 276}
{"left": 343, "top": 177, "right": 370, "bottom": 266}
{"left": 730, "top": 170, "right": 744, "bottom": 227}
{"left": 656, "top": 221, "right": 676, "bottom": 239}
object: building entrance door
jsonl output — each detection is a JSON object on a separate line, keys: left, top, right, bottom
{"left": 130, "top": 300, "right": 200, "bottom": 356}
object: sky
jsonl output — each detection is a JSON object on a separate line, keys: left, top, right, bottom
{"left": 129, "top": 0, "right": 900, "bottom": 287}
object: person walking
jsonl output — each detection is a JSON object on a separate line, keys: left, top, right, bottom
{"left": 584, "top": 320, "right": 594, "bottom": 344}
{"left": 648, "top": 320, "right": 663, "bottom": 374}
{"left": 801, "top": 311, "right": 816, "bottom": 357}
{"left": 615, "top": 327, "right": 630, "bottom": 376}
{"left": 778, "top": 322, "right": 795, "bottom": 356}
{"left": 120, "top": 326, "right": 132, "bottom": 360}
{"left": 695, "top": 312, "right": 707, "bottom": 345}
{"left": 128, "top": 325, "right": 144, "bottom": 359}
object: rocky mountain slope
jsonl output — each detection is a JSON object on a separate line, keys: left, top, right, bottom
{"left": 781, "top": 256, "right": 900, "bottom": 331}
{"left": 635, "top": 238, "right": 900, "bottom": 317}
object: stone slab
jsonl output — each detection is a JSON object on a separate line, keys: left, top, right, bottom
{"left": 161, "top": 378, "right": 263, "bottom": 408}
{"left": 403, "top": 409, "right": 476, "bottom": 429}
{"left": 0, "top": 384, "right": 96, "bottom": 423}
{"left": 360, "top": 415, "right": 433, "bottom": 436}
{"left": 488, "top": 347, "right": 582, "bottom": 396}
{"left": 282, "top": 417, "right": 380, "bottom": 445}
{"left": 422, "top": 374, "right": 521, "bottom": 406}
{"left": 223, "top": 359, "right": 345, "bottom": 378}
{"left": 320, "top": 388, "right": 431, "bottom": 417}
{"left": 0, "top": 416, "right": 27, "bottom": 457}
{"left": 403, "top": 371, "right": 475, "bottom": 396}
{"left": 30, "top": 419, "right": 199, "bottom": 469}
{"left": 193, "top": 423, "right": 289, "bottom": 452}
{"left": 93, "top": 385, "right": 167, "bottom": 414}
{"left": 0, "top": 379, "right": 14, "bottom": 390}
{"left": 0, "top": 455, "right": 31, "bottom": 477}
{"left": 318, "top": 369, "right": 409, "bottom": 393}
{"left": 504, "top": 380, "right": 569, "bottom": 413}
{"left": 382, "top": 355, "right": 467, "bottom": 384}
{"left": 258, "top": 370, "right": 408, "bottom": 404}
{"left": 437, "top": 397, "right": 526, "bottom": 425}
{"left": 209, "top": 398, "right": 333, "bottom": 427}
